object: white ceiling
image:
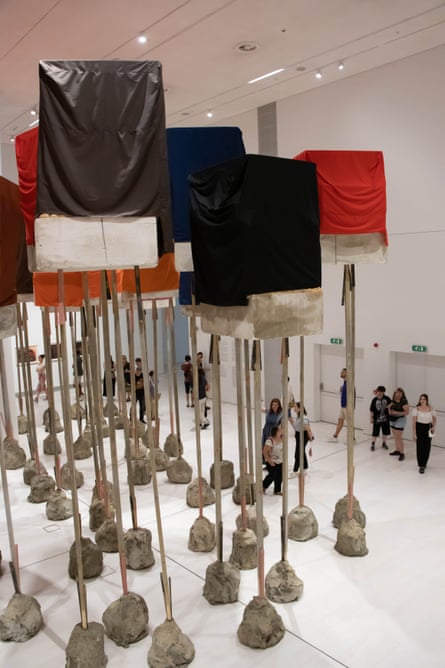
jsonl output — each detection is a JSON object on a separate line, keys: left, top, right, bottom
{"left": 1, "top": 0, "right": 445, "bottom": 144}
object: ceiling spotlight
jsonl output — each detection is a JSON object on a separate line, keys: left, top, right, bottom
{"left": 10, "top": 136, "right": 15, "bottom": 143}
{"left": 315, "top": 70, "right": 322, "bottom": 79}
{"left": 30, "top": 108, "right": 37, "bottom": 116}
{"left": 137, "top": 35, "right": 147, "bottom": 44}
{"left": 206, "top": 111, "right": 213, "bottom": 118}
{"left": 338, "top": 61, "right": 345, "bottom": 71}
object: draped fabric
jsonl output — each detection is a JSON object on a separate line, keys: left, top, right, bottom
{"left": 0, "top": 176, "right": 25, "bottom": 306}
{"left": 33, "top": 271, "right": 101, "bottom": 307}
{"left": 190, "top": 154, "right": 321, "bottom": 307}
{"left": 294, "top": 150, "right": 387, "bottom": 243}
{"left": 37, "top": 60, "right": 173, "bottom": 255}
{"left": 166, "top": 126, "right": 246, "bottom": 306}
{"left": 15, "top": 127, "right": 38, "bottom": 246}
{"left": 118, "top": 252, "right": 179, "bottom": 294}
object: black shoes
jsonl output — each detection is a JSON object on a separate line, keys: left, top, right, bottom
{"left": 370, "top": 443, "right": 375, "bottom": 451}
{"left": 389, "top": 450, "right": 400, "bottom": 456}
{"left": 419, "top": 467, "right": 425, "bottom": 473}
{"left": 382, "top": 442, "right": 388, "bottom": 450}
{"left": 399, "top": 453, "right": 405, "bottom": 461}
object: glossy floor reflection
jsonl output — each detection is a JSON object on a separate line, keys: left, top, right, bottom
{"left": 1, "top": 381, "right": 444, "bottom": 667}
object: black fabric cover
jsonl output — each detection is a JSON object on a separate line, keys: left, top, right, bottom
{"left": 189, "top": 154, "right": 321, "bottom": 307}
{"left": 37, "top": 60, "right": 172, "bottom": 253}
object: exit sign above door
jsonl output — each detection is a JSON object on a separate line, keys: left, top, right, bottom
{"left": 412, "top": 345, "right": 427, "bottom": 352}
{"left": 330, "top": 338, "right": 343, "bottom": 345}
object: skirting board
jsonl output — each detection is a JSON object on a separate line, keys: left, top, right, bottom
{"left": 0, "top": 305, "right": 17, "bottom": 339}
{"left": 322, "top": 233, "right": 388, "bottom": 264}
{"left": 34, "top": 216, "right": 158, "bottom": 271}
{"left": 198, "top": 288, "right": 323, "bottom": 339}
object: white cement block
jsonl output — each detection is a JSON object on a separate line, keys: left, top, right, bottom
{"left": 34, "top": 216, "right": 158, "bottom": 271}
{"left": 0, "top": 305, "right": 17, "bottom": 339}
{"left": 321, "top": 233, "right": 388, "bottom": 264}
{"left": 174, "top": 242, "right": 193, "bottom": 272}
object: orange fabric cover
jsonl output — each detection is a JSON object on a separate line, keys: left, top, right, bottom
{"left": 33, "top": 271, "right": 101, "bottom": 307}
{"left": 118, "top": 253, "right": 179, "bottom": 294}
{"left": 0, "top": 177, "right": 22, "bottom": 306}
{"left": 294, "top": 150, "right": 387, "bottom": 244}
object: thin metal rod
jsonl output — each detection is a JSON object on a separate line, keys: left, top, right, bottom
{"left": 210, "top": 334, "right": 224, "bottom": 562}
{"left": 235, "top": 339, "right": 247, "bottom": 530}
{"left": 190, "top": 295, "right": 204, "bottom": 515}
{"left": 41, "top": 308, "right": 61, "bottom": 489}
{"left": 298, "top": 336, "right": 306, "bottom": 507}
{"left": 344, "top": 264, "right": 356, "bottom": 518}
{"left": 244, "top": 340, "right": 254, "bottom": 503}
{"left": 281, "top": 337, "right": 289, "bottom": 561}
{"left": 252, "top": 339, "right": 265, "bottom": 598}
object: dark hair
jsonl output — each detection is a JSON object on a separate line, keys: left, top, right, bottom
{"left": 135, "top": 357, "right": 142, "bottom": 363}
{"left": 416, "top": 393, "right": 429, "bottom": 407}
{"left": 185, "top": 355, "right": 191, "bottom": 361}
{"left": 295, "top": 401, "right": 307, "bottom": 415}
{"left": 268, "top": 398, "right": 283, "bottom": 413}
{"left": 270, "top": 425, "right": 281, "bottom": 438}
{"left": 393, "top": 387, "right": 407, "bottom": 402}
{"left": 376, "top": 385, "right": 386, "bottom": 392}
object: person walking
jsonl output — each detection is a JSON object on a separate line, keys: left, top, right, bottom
{"left": 412, "top": 393, "right": 437, "bottom": 474}
{"left": 369, "top": 385, "right": 391, "bottom": 451}
{"left": 262, "top": 425, "right": 284, "bottom": 495}
{"left": 388, "top": 387, "right": 409, "bottom": 461}
{"left": 134, "top": 357, "right": 146, "bottom": 423}
{"left": 262, "top": 398, "right": 283, "bottom": 446}
{"left": 328, "top": 367, "right": 349, "bottom": 442}
{"left": 289, "top": 402, "right": 314, "bottom": 473}
{"left": 181, "top": 354, "right": 193, "bottom": 407}
{"left": 198, "top": 366, "right": 210, "bottom": 429}
{"left": 34, "top": 354, "right": 47, "bottom": 402}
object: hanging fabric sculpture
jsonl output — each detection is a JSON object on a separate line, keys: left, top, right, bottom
{"left": 166, "top": 127, "right": 246, "bottom": 306}
{"left": 33, "top": 60, "right": 171, "bottom": 271}
{"left": 189, "top": 154, "right": 322, "bottom": 339}
{"left": 294, "top": 150, "right": 387, "bottom": 263}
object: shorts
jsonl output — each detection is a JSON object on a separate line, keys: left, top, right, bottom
{"left": 391, "top": 416, "right": 406, "bottom": 430}
{"left": 372, "top": 421, "right": 390, "bottom": 437}
{"left": 184, "top": 381, "right": 192, "bottom": 394}
{"left": 339, "top": 407, "right": 347, "bottom": 420}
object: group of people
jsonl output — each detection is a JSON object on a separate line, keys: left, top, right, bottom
{"left": 261, "top": 396, "right": 315, "bottom": 495}
{"left": 369, "top": 385, "right": 436, "bottom": 474}
{"left": 181, "top": 352, "right": 210, "bottom": 430}
{"left": 328, "top": 367, "right": 437, "bottom": 475}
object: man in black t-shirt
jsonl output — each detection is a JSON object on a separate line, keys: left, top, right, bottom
{"left": 369, "top": 385, "right": 391, "bottom": 451}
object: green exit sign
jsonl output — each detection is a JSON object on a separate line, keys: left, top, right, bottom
{"left": 330, "top": 338, "right": 343, "bottom": 345}
{"left": 412, "top": 345, "right": 427, "bottom": 352}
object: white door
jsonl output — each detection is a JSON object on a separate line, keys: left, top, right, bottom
{"left": 318, "top": 344, "right": 364, "bottom": 427}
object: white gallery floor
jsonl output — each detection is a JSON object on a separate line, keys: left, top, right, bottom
{"left": 1, "top": 379, "right": 444, "bottom": 668}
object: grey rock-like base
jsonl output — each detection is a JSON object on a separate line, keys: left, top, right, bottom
{"left": 203, "top": 560, "right": 240, "bottom": 605}
{"left": 265, "top": 559, "right": 304, "bottom": 603}
{"left": 68, "top": 537, "right": 103, "bottom": 579}
{"left": 43, "top": 408, "right": 63, "bottom": 433}
{"left": 229, "top": 528, "right": 257, "bottom": 570}
{"left": 237, "top": 595, "right": 285, "bottom": 649}
{"left": 333, "top": 495, "right": 366, "bottom": 529}
{"left": 61, "top": 462, "right": 84, "bottom": 490}
{"left": 102, "top": 592, "right": 148, "bottom": 647}
{"left": 232, "top": 475, "right": 255, "bottom": 505}
{"left": 129, "top": 439, "right": 148, "bottom": 459}
{"left": 46, "top": 489, "right": 73, "bottom": 521}
{"left": 124, "top": 527, "right": 155, "bottom": 570}
{"left": 188, "top": 516, "right": 216, "bottom": 553}
{"left": 235, "top": 506, "right": 270, "bottom": 537}
{"left": 288, "top": 505, "right": 319, "bottom": 542}
{"left": 186, "top": 477, "right": 215, "bottom": 507}
{"left": 114, "top": 414, "right": 124, "bottom": 429}
{"left": 82, "top": 426, "right": 93, "bottom": 445}
{"left": 153, "top": 448, "right": 169, "bottom": 472}
{"left": 147, "top": 618, "right": 195, "bottom": 668}
{"left": 130, "top": 457, "right": 152, "bottom": 486}
{"left": 23, "top": 459, "right": 48, "bottom": 485}
{"left": 3, "top": 439, "right": 26, "bottom": 469}
{"left": 89, "top": 498, "right": 115, "bottom": 533}
{"left": 43, "top": 433, "right": 62, "bottom": 455}
{"left": 66, "top": 621, "right": 107, "bottom": 667}
{"left": 163, "top": 433, "right": 183, "bottom": 458}
{"left": 210, "top": 460, "right": 235, "bottom": 489}
{"left": 0, "top": 593, "right": 43, "bottom": 642}
{"left": 70, "top": 402, "right": 85, "bottom": 420}
{"left": 335, "top": 517, "right": 369, "bottom": 557}
{"left": 91, "top": 480, "right": 113, "bottom": 504}
{"left": 17, "top": 414, "right": 28, "bottom": 434}
{"left": 73, "top": 434, "right": 92, "bottom": 459}
{"left": 166, "top": 457, "right": 192, "bottom": 484}
{"left": 28, "top": 474, "right": 56, "bottom": 503}
{"left": 95, "top": 519, "right": 119, "bottom": 553}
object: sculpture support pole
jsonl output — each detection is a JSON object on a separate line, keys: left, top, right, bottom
{"left": 252, "top": 340, "right": 265, "bottom": 598}
{"left": 344, "top": 264, "right": 356, "bottom": 518}
{"left": 280, "top": 338, "right": 289, "bottom": 561}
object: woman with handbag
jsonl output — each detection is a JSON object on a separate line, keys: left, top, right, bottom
{"left": 412, "top": 394, "right": 437, "bottom": 474}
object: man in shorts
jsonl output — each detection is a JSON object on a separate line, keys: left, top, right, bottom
{"left": 369, "top": 385, "right": 391, "bottom": 451}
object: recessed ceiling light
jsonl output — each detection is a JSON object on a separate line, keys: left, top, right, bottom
{"left": 235, "top": 42, "right": 258, "bottom": 53}
{"left": 338, "top": 61, "right": 345, "bottom": 71}
{"left": 137, "top": 35, "right": 147, "bottom": 44}
{"left": 206, "top": 111, "right": 213, "bottom": 118}
{"left": 30, "top": 108, "right": 37, "bottom": 116}
{"left": 10, "top": 136, "right": 15, "bottom": 142}
{"left": 315, "top": 70, "right": 322, "bottom": 79}
{"left": 248, "top": 68, "right": 284, "bottom": 84}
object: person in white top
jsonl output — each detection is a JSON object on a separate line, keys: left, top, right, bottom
{"left": 412, "top": 393, "right": 437, "bottom": 474}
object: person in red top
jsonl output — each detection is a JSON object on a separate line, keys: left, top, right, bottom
{"left": 181, "top": 354, "right": 193, "bottom": 407}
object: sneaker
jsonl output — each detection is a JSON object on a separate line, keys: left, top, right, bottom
{"left": 328, "top": 436, "right": 338, "bottom": 443}
{"left": 273, "top": 491, "right": 283, "bottom": 496}
{"left": 382, "top": 442, "right": 389, "bottom": 450}
{"left": 398, "top": 453, "right": 405, "bottom": 461}
{"left": 419, "top": 467, "right": 425, "bottom": 474}
{"left": 389, "top": 450, "right": 400, "bottom": 456}
{"left": 370, "top": 443, "right": 375, "bottom": 451}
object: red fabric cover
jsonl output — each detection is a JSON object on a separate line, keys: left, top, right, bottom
{"left": 118, "top": 253, "right": 179, "bottom": 294}
{"left": 294, "top": 150, "right": 387, "bottom": 244}
{"left": 15, "top": 127, "right": 39, "bottom": 246}
{"left": 33, "top": 272, "right": 101, "bottom": 307}
{"left": 0, "top": 177, "right": 22, "bottom": 306}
